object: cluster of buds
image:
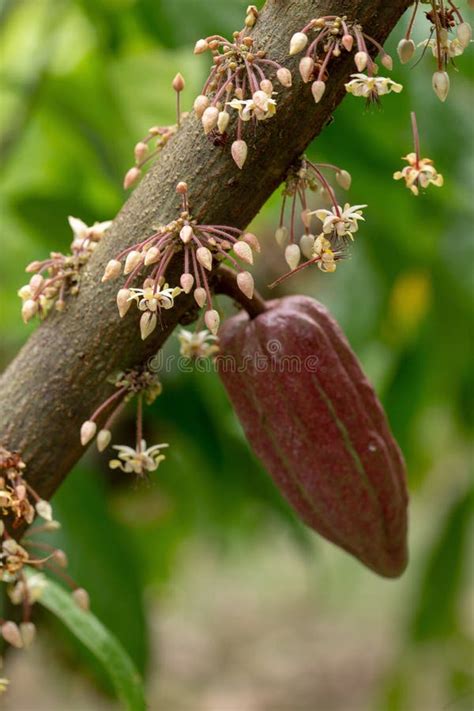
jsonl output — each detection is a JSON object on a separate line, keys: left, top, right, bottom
{"left": 80, "top": 367, "right": 168, "bottom": 477}
{"left": 397, "top": 0, "right": 472, "bottom": 102}
{"left": 289, "top": 15, "right": 402, "bottom": 105}
{"left": 271, "top": 156, "right": 365, "bottom": 285}
{"left": 0, "top": 447, "right": 89, "bottom": 659}
{"left": 18, "top": 217, "right": 112, "bottom": 323}
{"left": 193, "top": 6, "right": 292, "bottom": 169}
{"left": 123, "top": 74, "right": 185, "bottom": 190}
{"left": 394, "top": 112, "right": 444, "bottom": 195}
{"left": 102, "top": 182, "right": 259, "bottom": 338}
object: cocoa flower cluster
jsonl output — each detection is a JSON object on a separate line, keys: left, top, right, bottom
{"left": 271, "top": 156, "right": 365, "bottom": 286}
{"left": 397, "top": 0, "right": 472, "bottom": 102}
{"left": 193, "top": 5, "right": 292, "bottom": 169}
{"left": 289, "top": 15, "right": 402, "bottom": 105}
{"left": 0, "top": 447, "right": 89, "bottom": 662}
{"left": 102, "top": 182, "right": 259, "bottom": 338}
{"left": 80, "top": 367, "right": 168, "bottom": 477}
{"left": 18, "top": 217, "right": 112, "bottom": 323}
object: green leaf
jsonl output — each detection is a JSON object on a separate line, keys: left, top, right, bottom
{"left": 28, "top": 569, "right": 146, "bottom": 711}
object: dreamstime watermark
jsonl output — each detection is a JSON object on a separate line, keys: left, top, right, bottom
{"left": 147, "top": 338, "right": 320, "bottom": 374}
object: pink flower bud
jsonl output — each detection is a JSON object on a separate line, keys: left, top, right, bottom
{"left": 311, "top": 80, "right": 326, "bottom": 103}
{"left": 29, "top": 274, "right": 44, "bottom": 291}
{"left": 432, "top": 70, "right": 450, "bottom": 102}
{"left": 233, "top": 240, "right": 253, "bottom": 265}
{"left": 117, "top": 288, "right": 132, "bottom": 318}
{"left": 97, "top": 429, "right": 111, "bottom": 452}
{"left": 259, "top": 79, "right": 273, "bottom": 95}
{"left": 204, "top": 309, "right": 220, "bottom": 335}
{"left": 242, "top": 232, "right": 261, "bottom": 253}
{"left": 354, "top": 51, "right": 368, "bottom": 72}
{"left": 21, "top": 299, "right": 38, "bottom": 323}
{"left": 144, "top": 246, "right": 160, "bottom": 266}
{"left": 237, "top": 271, "right": 254, "bottom": 299}
{"left": 342, "top": 34, "right": 354, "bottom": 52}
{"left": 276, "top": 67, "right": 292, "bottom": 87}
{"left": 285, "top": 244, "right": 301, "bottom": 270}
{"left": 25, "top": 260, "right": 42, "bottom": 273}
{"left": 176, "top": 181, "right": 188, "bottom": 194}
{"left": 336, "top": 169, "right": 352, "bottom": 190}
{"left": 72, "top": 587, "right": 90, "bottom": 611}
{"left": 194, "top": 39, "right": 209, "bottom": 54}
{"left": 134, "top": 141, "right": 148, "bottom": 162}
{"left": 457, "top": 22, "right": 472, "bottom": 48}
{"left": 299, "top": 234, "right": 315, "bottom": 260}
{"left": 123, "top": 166, "right": 141, "bottom": 190}
{"left": 381, "top": 53, "right": 393, "bottom": 71}
{"left": 101, "top": 259, "right": 122, "bottom": 282}
{"left": 231, "top": 140, "right": 248, "bottom": 170}
{"left": 172, "top": 72, "right": 185, "bottom": 92}
{"left": 196, "top": 246, "right": 213, "bottom": 271}
{"left": 397, "top": 39, "right": 415, "bottom": 64}
{"left": 180, "top": 273, "right": 194, "bottom": 293}
{"left": 299, "top": 56, "right": 315, "bottom": 83}
{"left": 2, "top": 621, "right": 23, "bottom": 648}
{"left": 289, "top": 32, "right": 308, "bottom": 55}
{"left": 217, "top": 111, "right": 230, "bottom": 133}
{"left": 201, "top": 106, "right": 219, "bottom": 134}
{"left": 275, "top": 226, "right": 288, "bottom": 246}
{"left": 194, "top": 287, "right": 207, "bottom": 308}
{"left": 124, "top": 250, "right": 142, "bottom": 275}
{"left": 193, "top": 94, "right": 210, "bottom": 118}
{"left": 80, "top": 420, "right": 97, "bottom": 446}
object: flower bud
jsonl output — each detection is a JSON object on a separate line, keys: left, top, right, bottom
{"left": 180, "top": 273, "right": 194, "bottom": 293}
{"left": 275, "top": 226, "right": 288, "bottom": 246}
{"left": 22, "top": 299, "right": 38, "bottom": 323}
{"left": 276, "top": 67, "right": 292, "bottom": 87}
{"left": 80, "top": 420, "right": 97, "bottom": 446}
{"left": 29, "top": 274, "right": 44, "bottom": 291}
{"left": 123, "top": 166, "right": 141, "bottom": 190}
{"left": 117, "top": 288, "right": 132, "bottom": 318}
{"left": 144, "top": 246, "right": 160, "bottom": 266}
{"left": 285, "top": 244, "right": 301, "bottom": 270}
{"left": 299, "top": 56, "right": 315, "bottom": 83}
{"left": 97, "top": 429, "right": 111, "bottom": 452}
{"left": 101, "top": 259, "right": 122, "bottom": 282}
{"left": 26, "top": 260, "right": 42, "bottom": 273}
{"left": 301, "top": 208, "right": 311, "bottom": 229}
{"left": 233, "top": 240, "right": 253, "bottom": 265}
{"left": 237, "top": 271, "right": 254, "bottom": 299}
{"left": 432, "top": 70, "right": 450, "bottom": 102}
{"left": 72, "top": 587, "right": 90, "bottom": 611}
{"left": 196, "top": 246, "right": 213, "bottom": 271}
{"left": 217, "top": 296, "right": 409, "bottom": 578}
{"left": 194, "top": 94, "right": 210, "bottom": 118}
{"left": 217, "top": 110, "right": 230, "bottom": 134}
{"left": 289, "top": 32, "right": 308, "bottom": 55}
{"left": 336, "top": 169, "right": 352, "bottom": 190}
{"left": 397, "top": 38, "right": 416, "bottom": 64}
{"left": 140, "top": 311, "right": 157, "bottom": 340}
{"left": 20, "top": 622, "right": 36, "bottom": 649}
{"left": 204, "top": 309, "right": 220, "bottom": 335}
{"left": 124, "top": 250, "right": 142, "bottom": 275}
{"left": 311, "top": 80, "right": 326, "bottom": 103}
{"left": 194, "top": 287, "right": 207, "bottom": 308}
{"left": 381, "top": 53, "right": 393, "bottom": 71}
{"left": 176, "top": 181, "right": 188, "bottom": 194}
{"left": 231, "top": 139, "right": 248, "bottom": 169}
{"left": 53, "top": 549, "right": 68, "bottom": 568}
{"left": 172, "top": 72, "right": 185, "bottom": 92}
{"left": 35, "top": 499, "right": 53, "bottom": 521}
{"left": 299, "top": 234, "right": 315, "bottom": 260}
{"left": 342, "top": 33, "right": 354, "bottom": 52}
{"left": 134, "top": 141, "right": 148, "bottom": 162}
{"left": 354, "top": 51, "right": 368, "bottom": 72}
{"left": 457, "top": 22, "right": 472, "bottom": 48}
{"left": 242, "top": 232, "right": 261, "bottom": 253}
{"left": 201, "top": 106, "right": 219, "bottom": 133}
{"left": 259, "top": 79, "right": 273, "bottom": 96}
{"left": 2, "top": 621, "right": 23, "bottom": 648}
{"left": 194, "top": 39, "right": 209, "bottom": 54}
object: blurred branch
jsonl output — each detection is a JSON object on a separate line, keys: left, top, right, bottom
{"left": 0, "top": 0, "right": 411, "bottom": 504}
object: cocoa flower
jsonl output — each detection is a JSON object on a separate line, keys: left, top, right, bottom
{"left": 109, "top": 440, "right": 168, "bottom": 476}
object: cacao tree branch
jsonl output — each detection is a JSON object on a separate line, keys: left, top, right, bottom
{"left": 0, "top": 0, "right": 411, "bottom": 501}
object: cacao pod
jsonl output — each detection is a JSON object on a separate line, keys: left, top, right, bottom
{"left": 217, "top": 295, "right": 408, "bottom": 578}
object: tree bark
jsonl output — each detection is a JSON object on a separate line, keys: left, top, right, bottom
{"left": 0, "top": 0, "right": 411, "bottom": 501}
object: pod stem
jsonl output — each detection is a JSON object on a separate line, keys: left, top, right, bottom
{"left": 213, "top": 266, "right": 267, "bottom": 319}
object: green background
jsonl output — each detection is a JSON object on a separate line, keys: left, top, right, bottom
{"left": 0, "top": 1, "right": 473, "bottom": 709}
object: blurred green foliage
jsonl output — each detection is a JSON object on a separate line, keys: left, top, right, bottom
{"left": 0, "top": 1, "right": 473, "bottom": 709}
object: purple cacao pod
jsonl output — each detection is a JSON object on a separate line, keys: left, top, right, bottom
{"left": 217, "top": 295, "right": 408, "bottom": 577}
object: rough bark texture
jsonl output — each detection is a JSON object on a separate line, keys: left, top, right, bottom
{"left": 0, "top": 0, "right": 411, "bottom": 500}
